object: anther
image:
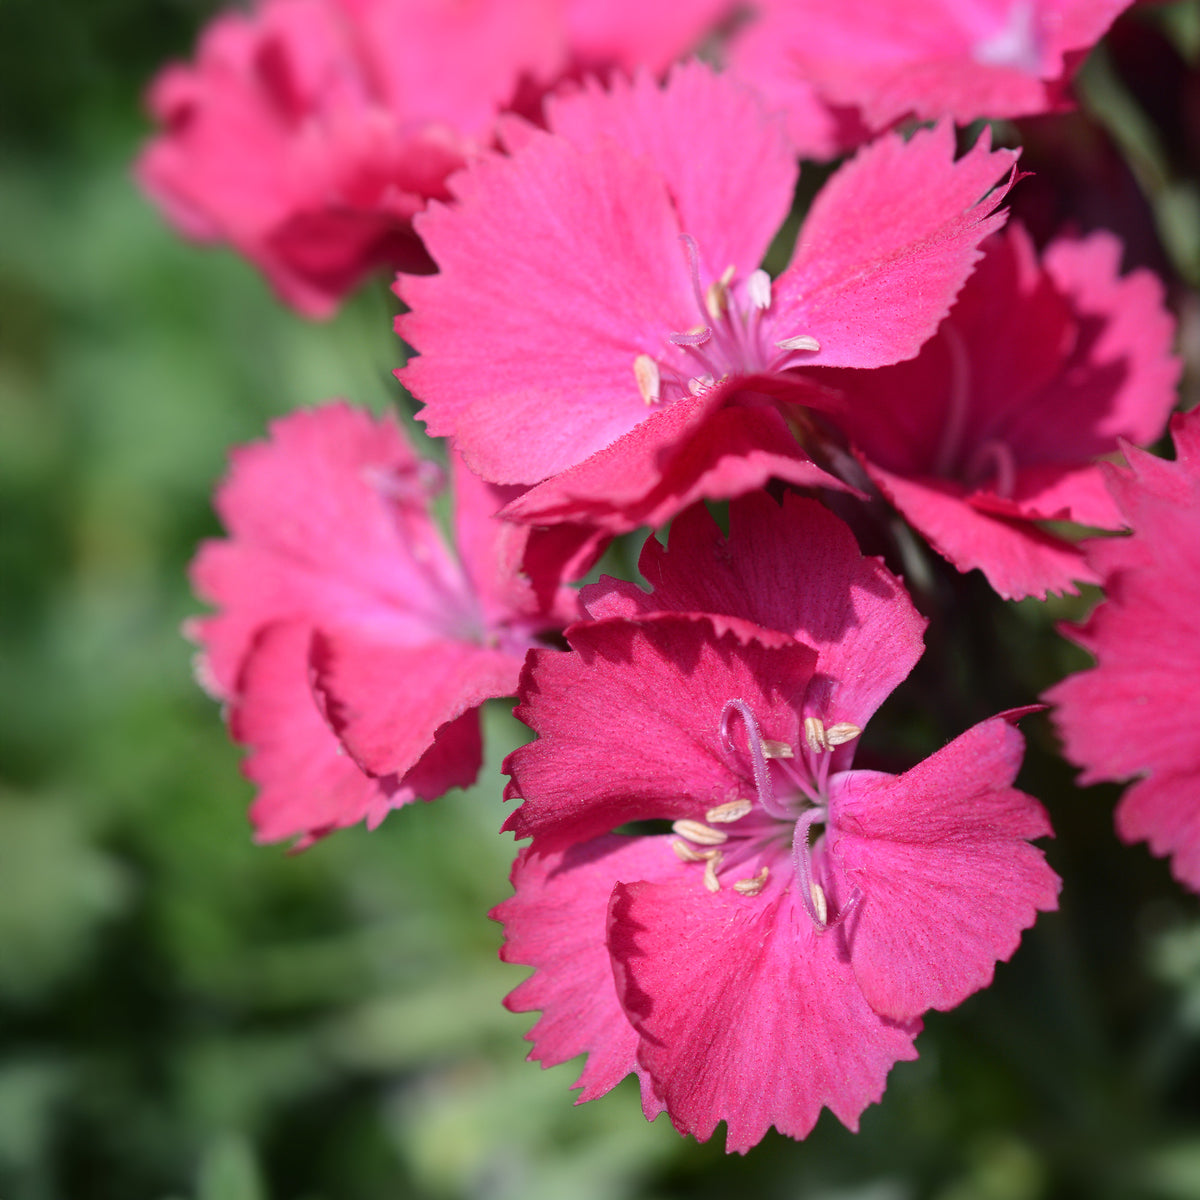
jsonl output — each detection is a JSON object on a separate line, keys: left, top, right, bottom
{"left": 705, "top": 799, "right": 753, "bottom": 824}
{"left": 776, "top": 334, "right": 821, "bottom": 353}
{"left": 810, "top": 881, "right": 829, "bottom": 926}
{"left": 672, "top": 839, "right": 717, "bottom": 863}
{"left": 761, "top": 739, "right": 793, "bottom": 759}
{"left": 633, "top": 354, "right": 661, "bottom": 405}
{"left": 747, "top": 268, "right": 771, "bottom": 311}
{"left": 824, "top": 722, "right": 862, "bottom": 747}
{"left": 704, "top": 263, "right": 736, "bottom": 322}
{"left": 687, "top": 373, "right": 715, "bottom": 395}
{"left": 804, "top": 716, "right": 829, "bottom": 753}
{"left": 734, "top": 866, "right": 770, "bottom": 896}
{"left": 703, "top": 852, "right": 723, "bottom": 893}
{"left": 672, "top": 819, "right": 728, "bottom": 846}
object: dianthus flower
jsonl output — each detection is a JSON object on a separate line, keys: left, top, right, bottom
{"left": 138, "top": 0, "right": 734, "bottom": 317}
{"left": 397, "top": 62, "right": 1017, "bottom": 533}
{"left": 805, "top": 223, "right": 1179, "bottom": 599}
{"left": 725, "top": 0, "right": 1134, "bottom": 149}
{"left": 190, "top": 401, "right": 587, "bottom": 845}
{"left": 496, "top": 493, "right": 1060, "bottom": 1150}
{"left": 1046, "top": 410, "right": 1200, "bottom": 890}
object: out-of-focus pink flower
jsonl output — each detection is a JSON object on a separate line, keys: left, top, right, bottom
{"left": 399, "top": 63, "right": 1016, "bottom": 532}
{"left": 1047, "top": 410, "right": 1200, "bottom": 890}
{"left": 805, "top": 223, "right": 1179, "bottom": 599}
{"left": 138, "top": 0, "right": 735, "bottom": 317}
{"left": 496, "top": 494, "right": 1059, "bottom": 1150}
{"left": 190, "top": 401, "right": 583, "bottom": 846}
{"left": 726, "top": 0, "right": 1134, "bottom": 152}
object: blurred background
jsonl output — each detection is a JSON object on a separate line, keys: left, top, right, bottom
{"left": 4, "top": 1, "right": 1200, "bottom": 1197}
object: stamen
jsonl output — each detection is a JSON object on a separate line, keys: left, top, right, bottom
{"left": 775, "top": 334, "right": 821, "bottom": 353}
{"left": 678, "top": 233, "right": 712, "bottom": 332}
{"left": 672, "top": 839, "right": 717, "bottom": 863}
{"left": 762, "top": 739, "right": 793, "bottom": 759}
{"left": 633, "top": 354, "right": 661, "bottom": 405}
{"left": 791, "top": 807, "right": 829, "bottom": 930}
{"left": 670, "top": 325, "right": 711, "bottom": 347}
{"left": 705, "top": 267, "right": 735, "bottom": 322}
{"left": 672, "top": 819, "right": 728, "bottom": 846}
{"left": 687, "top": 373, "right": 715, "bottom": 395}
{"left": 965, "top": 438, "right": 1018, "bottom": 499}
{"left": 803, "top": 716, "right": 829, "bottom": 753}
{"left": 703, "top": 851, "right": 723, "bottom": 893}
{"left": 747, "top": 268, "right": 771, "bottom": 311}
{"left": 810, "top": 881, "right": 829, "bottom": 926}
{"left": 705, "top": 799, "right": 753, "bottom": 824}
{"left": 824, "top": 722, "right": 862, "bottom": 747}
{"left": 720, "top": 699, "right": 791, "bottom": 820}
{"left": 734, "top": 866, "right": 770, "bottom": 896}
{"left": 705, "top": 280, "right": 728, "bottom": 320}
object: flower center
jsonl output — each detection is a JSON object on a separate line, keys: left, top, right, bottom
{"left": 668, "top": 698, "right": 862, "bottom": 930}
{"left": 632, "top": 235, "right": 821, "bottom": 406}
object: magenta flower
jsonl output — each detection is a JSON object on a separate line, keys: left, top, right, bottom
{"left": 1046, "top": 410, "right": 1200, "bottom": 891}
{"left": 806, "top": 224, "right": 1180, "bottom": 599}
{"left": 190, "top": 401, "right": 584, "bottom": 845}
{"left": 496, "top": 494, "right": 1059, "bottom": 1149}
{"left": 398, "top": 63, "right": 1017, "bottom": 532}
{"left": 138, "top": 0, "right": 564, "bottom": 317}
{"left": 727, "top": 0, "right": 1134, "bottom": 145}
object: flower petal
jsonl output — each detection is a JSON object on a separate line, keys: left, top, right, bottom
{"left": 608, "top": 877, "right": 919, "bottom": 1151}
{"left": 828, "top": 716, "right": 1060, "bottom": 1021}
{"left": 494, "top": 834, "right": 677, "bottom": 1114}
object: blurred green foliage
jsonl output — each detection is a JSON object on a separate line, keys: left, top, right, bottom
{"left": 3, "top": 1, "right": 1200, "bottom": 1198}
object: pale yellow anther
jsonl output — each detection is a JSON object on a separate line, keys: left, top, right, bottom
{"left": 803, "top": 716, "right": 829, "bottom": 753}
{"left": 703, "top": 851, "right": 723, "bottom": 893}
{"left": 810, "top": 881, "right": 829, "bottom": 926}
{"left": 687, "top": 374, "right": 715, "bottom": 396}
{"left": 705, "top": 799, "right": 753, "bottom": 824}
{"left": 733, "top": 866, "right": 770, "bottom": 896}
{"left": 776, "top": 334, "right": 821, "bottom": 353}
{"left": 633, "top": 353, "right": 661, "bottom": 405}
{"left": 747, "top": 268, "right": 771, "bottom": 310}
{"left": 824, "top": 722, "right": 862, "bottom": 747}
{"left": 720, "top": 264, "right": 736, "bottom": 287}
{"left": 705, "top": 279, "right": 729, "bottom": 321}
{"left": 672, "top": 838, "right": 717, "bottom": 863}
{"left": 761, "top": 739, "right": 794, "bottom": 759}
{"left": 672, "top": 818, "right": 727, "bottom": 846}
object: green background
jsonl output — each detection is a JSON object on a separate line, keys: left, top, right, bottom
{"left": 3, "top": 1, "right": 1200, "bottom": 1196}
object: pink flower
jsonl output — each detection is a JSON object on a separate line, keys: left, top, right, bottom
{"left": 496, "top": 494, "right": 1059, "bottom": 1149}
{"left": 138, "top": 0, "right": 737, "bottom": 317}
{"left": 805, "top": 223, "right": 1180, "bottom": 599}
{"left": 138, "top": 0, "right": 563, "bottom": 317}
{"left": 190, "top": 401, "right": 585, "bottom": 845}
{"left": 726, "top": 0, "right": 1134, "bottom": 146}
{"left": 1046, "top": 410, "right": 1200, "bottom": 891}
{"left": 397, "top": 63, "right": 1017, "bottom": 533}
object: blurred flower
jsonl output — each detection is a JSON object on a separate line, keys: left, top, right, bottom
{"left": 1047, "top": 409, "right": 1200, "bottom": 890}
{"left": 497, "top": 494, "right": 1059, "bottom": 1150}
{"left": 190, "top": 401, "right": 581, "bottom": 845}
{"left": 137, "top": 0, "right": 735, "bottom": 317}
{"left": 725, "top": 0, "right": 1135, "bottom": 152}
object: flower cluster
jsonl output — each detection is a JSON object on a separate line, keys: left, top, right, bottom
{"left": 144, "top": 0, "right": 1193, "bottom": 1154}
